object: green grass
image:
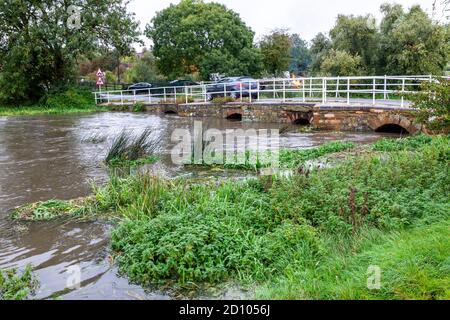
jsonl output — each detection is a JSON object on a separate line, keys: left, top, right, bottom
{"left": 0, "top": 265, "right": 39, "bottom": 300}
{"left": 11, "top": 135, "right": 450, "bottom": 299}
{"left": 257, "top": 220, "right": 450, "bottom": 300}
{"left": 191, "top": 141, "right": 356, "bottom": 171}
{"left": 0, "top": 88, "right": 106, "bottom": 116}
{"left": 104, "top": 135, "right": 449, "bottom": 296}
{"left": 372, "top": 134, "right": 434, "bottom": 152}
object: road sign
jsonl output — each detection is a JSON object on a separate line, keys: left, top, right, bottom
{"left": 96, "top": 78, "right": 104, "bottom": 86}
{"left": 96, "top": 68, "right": 103, "bottom": 77}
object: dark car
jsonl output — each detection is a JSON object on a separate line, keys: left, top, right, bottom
{"left": 206, "top": 77, "right": 259, "bottom": 100}
{"left": 168, "top": 79, "right": 199, "bottom": 87}
{"left": 127, "top": 82, "right": 152, "bottom": 94}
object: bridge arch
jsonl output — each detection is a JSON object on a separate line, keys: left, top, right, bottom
{"left": 163, "top": 106, "right": 178, "bottom": 115}
{"left": 369, "top": 113, "right": 420, "bottom": 135}
{"left": 226, "top": 113, "right": 243, "bottom": 121}
{"left": 287, "top": 111, "right": 313, "bottom": 126}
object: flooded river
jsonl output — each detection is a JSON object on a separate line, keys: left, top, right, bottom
{"left": 0, "top": 112, "right": 397, "bottom": 299}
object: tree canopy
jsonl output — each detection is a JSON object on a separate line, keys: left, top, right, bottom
{"left": 308, "top": 4, "right": 449, "bottom": 76}
{"left": 259, "top": 29, "right": 292, "bottom": 77}
{"left": 0, "top": 0, "right": 140, "bottom": 104}
{"left": 145, "top": 0, "right": 262, "bottom": 80}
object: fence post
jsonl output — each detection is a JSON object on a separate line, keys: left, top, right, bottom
{"left": 322, "top": 78, "right": 326, "bottom": 103}
{"left": 163, "top": 87, "right": 166, "bottom": 102}
{"left": 174, "top": 87, "right": 177, "bottom": 102}
{"left": 372, "top": 78, "right": 376, "bottom": 105}
{"left": 347, "top": 78, "right": 350, "bottom": 105}
{"left": 282, "top": 79, "right": 286, "bottom": 102}
{"left": 336, "top": 76, "right": 340, "bottom": 98}
{"left": 249, "top": 81, "right": 252, "bottom": 103}
{"left": 309, "top": 78, "right": 312, "bottom": 99}
{"left": 401, "top": 78, "right": 405, "bottom": 108}
{"left": 273, "top": 79, "right": 276, "bottom": 99}
{"left": 302, "top": 78, "right": 305, "bottom": 102}
{"left": 121, "top": 91, "right": 123, "bottom": 106}
{"left": 240, "top": 82, "right": 243, "bottom": 102}
{"left": 148, "top": 89, "right": 152, "bottom": 103}
{"left": 383, "top": 75, "right": 387, "bottom": 100}
{"left": 133, "top": 90, "right": 136, "bottom": 103}
{"left": 204, "top": 85, "right": 207, "bottom": 103}
{"left": 185, "top": 86, "right": 188, "bottom": 104}
{"left": 107, "top": 92, "right": 110, "bottom": 104}
{"left": 257, "top": 80, "right": 260, "bottom": 101}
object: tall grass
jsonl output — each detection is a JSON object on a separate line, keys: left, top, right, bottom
{"left": 105, "top": 129, "right": 161, "bottom": 167}
{"left": 103, "top": 135, "right": 449, "bottom": 297}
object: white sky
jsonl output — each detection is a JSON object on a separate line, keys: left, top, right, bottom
{"left": 129, "top": 0, "right": 448, "bottom": 49}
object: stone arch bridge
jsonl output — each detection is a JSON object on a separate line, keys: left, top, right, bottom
{"left": 134, "top": 102, "right": 423, "bottom": 134}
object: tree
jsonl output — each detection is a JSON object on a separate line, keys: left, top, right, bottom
{"left": 145, "top": 0, "right": 262, "bottom": 80}
{"left": 329, "top": 14, "right": 379, "bottom": 74}
{"left": 409, "top": 78, "right": 450, "bottom": 133}
{"left": 309, "top": 33, "right": 331, "bottom": 75}
{"left": 124, "top": 51, "right": 165, "bottom": 83}
{"left": 319, "top": 49, "right": 363, "bottom": 76}
{"left": 289, "top": 34, "right": 311, "bottom": 76}
{"left": 259, "top": 29, "right": 292, "bottom": 76}
{"left": 379, "top": 4, "right": 449, "bottom": 75}
{"left": 0, "top": 0, "right": 140, "bottom": 104}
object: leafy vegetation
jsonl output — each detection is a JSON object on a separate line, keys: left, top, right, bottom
{"left": 11, "top": 135, "right": 449, "bottom": 299}
{"left": 408, "top": 78, "right": 450, "bottom": 134}
{"left": 145, "top": 0, "right": 263, "bottom": 80}
{"left": 0, "top": 265, "right": 39, "bottom": 300}
{"left": 0, "top": 88, "right": 104, "bottom": 116}
{"left": 372, "top": 134, "right": 433, "bottom": 152}
{"left": 0, "top": 0, "right": 140, "bottom": 105}
{"left": 103, "top": 135, "right": 449, "bottom": 297}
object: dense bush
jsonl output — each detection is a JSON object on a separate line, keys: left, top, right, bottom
{"left": 107, "top": 136, "right": 449, "bottom": 290}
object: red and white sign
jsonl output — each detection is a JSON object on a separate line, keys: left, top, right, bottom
{"left": 96, "top": 68, "right": 103, "bottom": 77}
{"left": 96, "top": 78, "right": 104, "bottom": 86}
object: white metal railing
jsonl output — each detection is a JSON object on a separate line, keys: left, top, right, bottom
{"left": 93, "top": 75, "right": 440, "bottom": 108}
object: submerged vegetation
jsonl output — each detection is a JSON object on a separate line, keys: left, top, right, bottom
{"left": 105, "top": 129, "right": 161, "bottom": 167}
{"left": 11, "top": 135, "right": 450, "bottom": 299}
{"left": 0, "top": 265, "right": 39, "bottom": 300}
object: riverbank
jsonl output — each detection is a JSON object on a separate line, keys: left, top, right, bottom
{"left": 11, "top": 134, "right": 449, "bottom": 300}
{"left": 0, "top": 88, "right": 106, "bottom": 116}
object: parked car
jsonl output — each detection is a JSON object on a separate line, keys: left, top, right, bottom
{"left": 127, "top": 82, "right": 152, "bottom": 94}
{"left": 168, "top": 79, "right": 199, "bottom": 87}
{"left": 206, "top": 77, "right": 259, "bottom": 100}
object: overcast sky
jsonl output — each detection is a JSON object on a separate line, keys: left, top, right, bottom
{"left": 129, "top": 0, "right": 448, "bottom": 49}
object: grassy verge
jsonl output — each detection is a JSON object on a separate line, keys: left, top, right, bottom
{"left": 0, "top": 88, "right": 106, "bottom": 116}
{"left": 188, "top": 141, "right": 356, "bottom": 171}
{"left": 0, "top": 265, "right": 39, "bottom": 300}
{"left": 11, "top": 135, "right": 450, "bottom": 299}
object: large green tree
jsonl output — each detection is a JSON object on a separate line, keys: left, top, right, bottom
{"left": 319, "top": 49, "right": 364, "bottom": 76}
{"left": 379, "top": 4, "right": 449, "bottom": 75}
{"left": 309, "top": 33, "right": 331, "bottom": 75}
{"left": 329, "top": 14, "right": 379, "bottom": 74}
{"left": 289, "top": 34, "right": 311, "bottom": 76}
{"left": 145, "top": 0, "right": 262, "bottom": 80}
{"left": 259, "top": 29, "right": 292, "bottom": 76}
{"left": 0, "top": 0, "right": 140, "bottom": 104}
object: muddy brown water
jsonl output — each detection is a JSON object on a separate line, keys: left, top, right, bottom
{"left": 0, "top": 112, "right": 399, "bottom": 300}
